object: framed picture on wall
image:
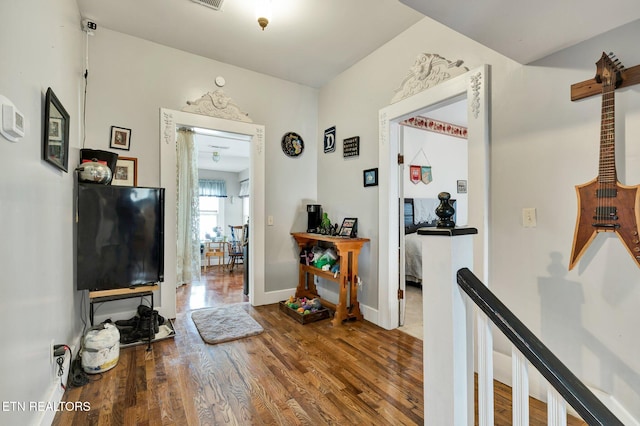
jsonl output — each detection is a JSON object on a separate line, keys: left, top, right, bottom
{"left": 457, "top": 180, "right": 467, "bottom": 194}
{"left": 43, "top": 87, "right": 70, "bottom": 172}
{"left": 112, "top": 157, "right": 137, "bottom": 186}
{"left": 363, "top": 168, "right": 378, "bottom": 187}
{"left": 110, "top": 126, "right": 132, "bottom": 150}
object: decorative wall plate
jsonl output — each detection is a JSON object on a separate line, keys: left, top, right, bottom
{"left": 281, "top": 132, "right": 304, "bottom": 157}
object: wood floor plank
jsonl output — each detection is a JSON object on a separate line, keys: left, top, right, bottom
{"left": 53, "top": 265, "right": 588, "bottom": 425}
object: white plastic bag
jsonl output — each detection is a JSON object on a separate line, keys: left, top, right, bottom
{"left": 81, "top": 323, "right": 120, "bottom": 374}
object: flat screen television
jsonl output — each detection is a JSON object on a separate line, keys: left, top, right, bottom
{"left": 76, "top": 183, "right": 165, "bottom": 291}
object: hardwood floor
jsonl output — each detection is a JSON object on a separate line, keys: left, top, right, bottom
{"left": 54, "top": 265, "right": 586, "bottom": 425}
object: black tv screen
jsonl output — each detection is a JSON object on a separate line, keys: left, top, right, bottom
{"left": 76, "top": 183, "right": 165, "bottom": 291}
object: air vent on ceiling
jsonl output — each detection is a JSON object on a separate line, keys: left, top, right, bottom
{"left": 190, "top": 0, "right": 224, "bottom": 11}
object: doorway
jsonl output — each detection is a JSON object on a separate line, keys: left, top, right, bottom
{"left": 377, "top": 65, "right": 490, "bottom": 331}
{"left": 397, "top": 98, "right": 469, "bottom": 337}
{"left": 195, "top": 128, "right": 251, "bottom": 309}
{"left": 159, "top": 108, "right": 266, "bottom": 320}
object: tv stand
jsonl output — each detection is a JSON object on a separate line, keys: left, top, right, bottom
{"left": 89, "top": 285, "right": 159, "bottom": 350}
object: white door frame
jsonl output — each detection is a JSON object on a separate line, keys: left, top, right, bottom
{"left": 377, "top": 65, "right": 490, "bottom": 330}
{"left": 159, "top": 108, "right": 266, "bottom": 319}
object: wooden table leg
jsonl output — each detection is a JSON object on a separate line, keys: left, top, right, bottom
{"left": 332, "top": 249, "right": 350, "bottom": 325}
{"left": 348, "top": 250, "right": 363, "bottom": 320}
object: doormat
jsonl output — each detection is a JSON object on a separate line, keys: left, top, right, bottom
{"left": 191, "top": 303, "right": 263, "bottom": 345}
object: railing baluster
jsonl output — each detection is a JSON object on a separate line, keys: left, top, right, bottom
{"left": 477, "top": 312, "right": 494, "bottom": 426}
{"left": 512, "top": 348, "right": 530, "bottom": 425}
{"left": 548, "top": 387, "right": 568, "bottom": 426}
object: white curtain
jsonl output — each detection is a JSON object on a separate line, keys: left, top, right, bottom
{"left": 176, "top": 129, "right": 201, "bottom": 287}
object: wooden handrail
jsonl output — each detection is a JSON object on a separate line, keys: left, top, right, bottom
{"left": 456, "top": 267, "right": 623, "bottom": 425}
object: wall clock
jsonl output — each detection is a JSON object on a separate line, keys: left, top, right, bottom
{"left": 281, "top": 132, "right": 304, "bottom": 157}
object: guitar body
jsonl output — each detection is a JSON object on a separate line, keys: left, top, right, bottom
{"left": 569, "top": 178, "right": 640, "bottom": 270}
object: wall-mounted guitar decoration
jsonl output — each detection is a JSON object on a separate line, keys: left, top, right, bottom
{"left": 569, "top": 52, "right": 640, "bottom": 270}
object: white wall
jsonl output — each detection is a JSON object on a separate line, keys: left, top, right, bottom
{"left": 0, "top": 1, "right": 84, "bottom": 424}
{"left": 318, "top": 16, "right": 516, "bottom": 310}
{"left": 84, "top": 27, "right": 318, "bottom": 322}
{"left": 319, "top": 15, "right": 640, "bottom": 419}
{"left": 491, "top": 20, "right": 640, "bottom": 418}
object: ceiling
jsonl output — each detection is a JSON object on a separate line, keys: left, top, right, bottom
{"left": 77, "top": 0, "right": 640, "bottom": 90}
{"left": 77, "top": 0, "right": 639, "bottom": 171}
{"left": 399, "top": 0, "right": 640, "bottom": 65}
{"left": 193, "top": 130, "right": 251, "bottom": 172}
{"left": 76, "top": 0, "right": 424, "bottom": 89}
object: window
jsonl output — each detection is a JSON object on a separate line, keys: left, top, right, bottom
{"left": 199, "top": 196, "right": 221, "bottom": 240}
{"left": 242, "top": 196, "right": 250, "bottom": 225}
{"left": 239, "top": 179, "right": 250, "bottom": 225}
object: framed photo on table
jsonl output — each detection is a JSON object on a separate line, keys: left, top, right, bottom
{"left": 112, "top": 157, "right": 137, "bottom": 186}
{"left": 110, "top": 126, "right": 132, "bottom": 150}
{"left": 339, "top": 218, "right": 358, "bottom": 238}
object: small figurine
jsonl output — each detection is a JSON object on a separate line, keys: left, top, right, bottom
{"left": 320, "top": 212, "right": 332, "bottom": 234}
{"left": 435, "top": 191, "right": 456, "bottom": 228}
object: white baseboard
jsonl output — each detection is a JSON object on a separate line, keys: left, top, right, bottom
{"left": 253, "top": 288, "right": 296, "bottom": 306}
{"left": 359, "top": 303, "right": 378, "bottom": 324}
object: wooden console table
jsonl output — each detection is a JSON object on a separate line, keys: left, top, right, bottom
{"left": 291, "top": 232, "right": 369, "bottom": 326}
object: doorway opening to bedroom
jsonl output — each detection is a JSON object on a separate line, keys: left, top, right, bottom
{"left": 398, "top": 98, "right": 469, "bottom": 339}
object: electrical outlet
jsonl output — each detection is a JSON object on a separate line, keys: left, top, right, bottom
{"left": 522, "top": 208, "right": 537, "bottom": 228}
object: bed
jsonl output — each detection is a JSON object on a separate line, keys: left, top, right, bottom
{"left": 403, "top": 198, "right": 444, "bottom": 286}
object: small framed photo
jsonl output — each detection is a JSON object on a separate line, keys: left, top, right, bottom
{"left": 363, "top": 168, "right": 378, "bottom": 187}
{"left": 457, "top": 179, "right": 468, "bottom": 194}
{"left": 339, "top": 218, "right": 358, "bottom": 238}
{"left": 110, "top": 126, "right": 132, "bottom": 150}
{"left": 112, "top": 157, "right": 137, "bottom": 186}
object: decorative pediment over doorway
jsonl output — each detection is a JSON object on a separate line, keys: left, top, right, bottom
{"left": 182, "top": 89, "right": 253, "bottom": 123}
{"left": 391, "top": 53, "right": 469, "bottom": 104}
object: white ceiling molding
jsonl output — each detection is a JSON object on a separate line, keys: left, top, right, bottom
{"left": 391, "top": 53, "right": 469, "bottom": 104}
{"left": 182, "top": 89, "right": 253, "bottom": 123}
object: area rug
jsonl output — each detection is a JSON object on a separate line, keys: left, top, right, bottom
{"left": 191, "top": 303, "right": 263, "bottom": 345}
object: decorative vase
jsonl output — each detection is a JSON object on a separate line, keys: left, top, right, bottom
{"left": 435, "top": 191, "right": 455, "bottom": 228}
{"left": 77, "top": 158, "right": 113, "bottom": 184}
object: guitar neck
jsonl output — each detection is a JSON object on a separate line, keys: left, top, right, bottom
{"left": 598, "top": 84, "right": 616, "bottom": 183}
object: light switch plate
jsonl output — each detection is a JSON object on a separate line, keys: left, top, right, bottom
{"left": 523, "top": 208, "right": 536, "bottom": 227}
{"left": 1, "top": 95, "right": 25, "bottom": 142}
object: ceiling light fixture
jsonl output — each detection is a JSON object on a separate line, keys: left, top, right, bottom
{"left": 256, "top": 0, "right": 272, "bottom": 31}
